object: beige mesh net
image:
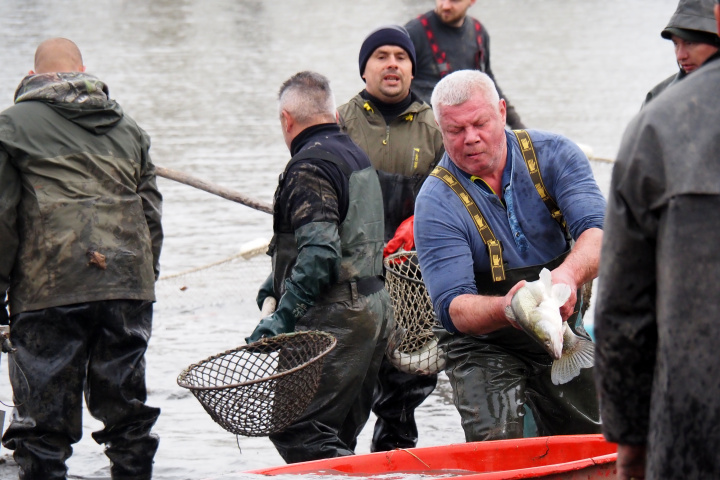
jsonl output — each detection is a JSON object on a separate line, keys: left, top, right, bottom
{"left": 383, "top": 251, "right": 445, "bottom": 375}
{"left": 177, "top": 331, "right": 336, "bottom": 437}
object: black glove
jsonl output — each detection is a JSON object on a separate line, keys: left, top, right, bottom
{"left": 256, "top": 273, "right": 275, "bottom": 311}
{"left": 245, "top": 284, "right": 308, "bottom": 344}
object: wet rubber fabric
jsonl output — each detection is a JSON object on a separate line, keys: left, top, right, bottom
{"left": 438, "top": 255, "right": 600, "bottom": 442}
{"left": 1, "top": 300, "right": 160, "bottom": 480}
{"left": 269, "top": 288, "right": 392, "bottom": 463}
{"left": 370, "top": 357, "right": 437, "bottom": 451}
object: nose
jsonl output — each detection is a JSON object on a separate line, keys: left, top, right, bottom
{"left": 675, "top": 43, "right": 688, "bottom": 61}
{"left": 438, "top": 0, "right": 452, "bottom": 10}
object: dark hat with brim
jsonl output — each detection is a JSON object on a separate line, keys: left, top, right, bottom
{"left": 661, "top": 0, "right": 720, "bottom": 45}
{"left": 661, "top": 26, "right": 720, "bottom": 46}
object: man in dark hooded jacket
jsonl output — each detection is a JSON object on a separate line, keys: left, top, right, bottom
{"left": 643, "top": 0, "right": 720, "bottom": 106}
{"left": 0, "top": 38, "right": 163, "bottom": 480}
{"left": 595, "top": 1, "right": 720, "bottom": 478}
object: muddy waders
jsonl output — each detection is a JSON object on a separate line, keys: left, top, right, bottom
{"left": 2, "top": 300, "right": 160, "bottom": 480}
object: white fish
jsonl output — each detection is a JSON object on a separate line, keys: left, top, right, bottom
{"left": 389, "top": 337, "right": 445, "bottom": 375}
{"left": 505, "top": 268, "right": 595, "bottom": 385}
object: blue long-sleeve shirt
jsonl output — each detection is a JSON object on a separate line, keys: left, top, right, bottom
{"left": 415, "top": 129, "right": 606, "bottom": 332}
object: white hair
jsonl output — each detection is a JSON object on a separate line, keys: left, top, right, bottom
{"left": 278, "top": 71, "right": 336, "bottom": 124}
{"left": 430, "top": 70, "right": 500, "bottom": 122}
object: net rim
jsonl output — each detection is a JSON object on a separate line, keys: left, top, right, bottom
{"left": 383, "top": 251, "right": 425, "bottom": 285}
{"left": 176, "top": 330, "right": 337, "bottom": 392}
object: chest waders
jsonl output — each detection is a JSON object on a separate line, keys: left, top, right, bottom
{"left": 429, "top": 131, "right": 600, "bottom": 442}
{"left": 266, "top": 146, "right": 394, "bottom": 463}
{"left": 417, "top": 12, "right": 486, "bottom": 78}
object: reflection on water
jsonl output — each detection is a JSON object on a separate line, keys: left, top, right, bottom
{"left": 0, "top": 0, "right": 677, "bottom": 478}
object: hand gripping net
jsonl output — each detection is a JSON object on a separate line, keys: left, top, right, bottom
{"left": 177, "top": 331, "right": 336, "bottom": 437}
{"left": 383, "top": 251, "right": 445, "bottom": 375}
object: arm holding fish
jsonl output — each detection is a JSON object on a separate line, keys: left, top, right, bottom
{"left": 448, "top": 281, "right": 526, "bottom": 334}
{"left": 415, "top": 193, "right": 528, "bottom": 335}
{"left": 550, "top": 227, "right": 603, "bottom": 321}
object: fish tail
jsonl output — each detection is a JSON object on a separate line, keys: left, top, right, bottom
{"left": 550, "top": 337, "right": 595, "bottom": 385}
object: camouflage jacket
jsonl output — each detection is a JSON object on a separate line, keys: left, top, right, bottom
{"left": 337, "top": 92, "right": 444, "bottom": 240}
{"left": 0, "top": 73, "right": 163, "bottom": 315}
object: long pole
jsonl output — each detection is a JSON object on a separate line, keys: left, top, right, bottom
{"left": 155, "top": 166, "right": 273, "bottom": 214}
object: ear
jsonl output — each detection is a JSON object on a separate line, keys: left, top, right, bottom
{"left": 281, "top": 109, "right": 294, "bottom": 133}
{"left": 715, "top": 4, "right": 720, "bottom": 35}
{"left": 28, "top": 70, "right": 35, "bottom": 75}
{"left": 80, "top": 65, "right": 86, "bottom": 73}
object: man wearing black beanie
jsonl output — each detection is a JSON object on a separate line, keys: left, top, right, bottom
{"left": 337, "top": 25, "right": 445, "bottom": 453}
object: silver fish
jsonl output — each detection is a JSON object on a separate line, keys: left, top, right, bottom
{"left": 505, "top": 268, "right": 595, "bottom": 385}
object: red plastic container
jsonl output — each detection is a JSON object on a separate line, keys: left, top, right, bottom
{"left": 246, "top": 434, "right": 617, "bottom": 479}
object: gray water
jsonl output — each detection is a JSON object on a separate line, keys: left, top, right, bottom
{"left": 0, "top": 0, "right": 679, "bottom": 478}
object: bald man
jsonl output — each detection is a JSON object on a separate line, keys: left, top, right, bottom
{"left": 0, "top": 38, "right": 163, "bottom": 480}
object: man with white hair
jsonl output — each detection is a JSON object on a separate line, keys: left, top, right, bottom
{"left": 246, "top": 71, "right": 392, "bottom": 463}
{"left": 414, "top": 69, "right": 604, "bottom": 441}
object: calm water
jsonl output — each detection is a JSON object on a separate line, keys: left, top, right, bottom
{"left": 0, "top": 0, "right": 678, "bottom": 478}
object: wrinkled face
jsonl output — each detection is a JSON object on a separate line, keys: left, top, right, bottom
{"left": 363, "top": 45, "right": 413, "bottom": 103}
{"left": 672, "top": 35, "right": 719, "bottom": 73}
{"left": 435, "top": 0, "right": 476, "bottom": 27}
{"left": 436, "top": 93, "right": 507, "bottom": 177}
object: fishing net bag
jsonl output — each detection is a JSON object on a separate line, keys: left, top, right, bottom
{"left": 177, "top": 330, "right": 336, "bottom": 437}
{"left": 384, "top": 251, "right": 445, "bottom": 375}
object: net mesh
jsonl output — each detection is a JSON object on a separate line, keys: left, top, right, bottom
{"left": 383, "top": 251, "right": 444, "bottom": 375}
{"left": 177, "top": 331, "right": 336, "bottom": 437}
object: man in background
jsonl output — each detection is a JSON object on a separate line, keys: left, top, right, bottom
{"left": 643, "top": 0, "right": 720, "bottom": 106}
{"left": 405, "top": 0, "right": 526, "bottom": 129}
{"left": 246, "top": 71, "right": 392, "bottom": 463}
{"left": 0, "top": 38, "right": 163, "bottom": 480}
{"left": 337, "top": 25, "right": 445, "bottom": 452}
{"left": 595, "top": 1, "right": 720, "bottom": 478}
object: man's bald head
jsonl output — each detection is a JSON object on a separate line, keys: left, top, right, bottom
{"left": 32, "top": 38, "right": 85, "bottom": 74}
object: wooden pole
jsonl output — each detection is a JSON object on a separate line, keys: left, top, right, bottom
{"left": 155, "top": 166, "right": 273, "bottom": 214}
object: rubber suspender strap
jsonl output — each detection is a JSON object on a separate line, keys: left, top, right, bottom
{"left": 512, "top": 130, "right": 569, "bottom": 236}
{"left": 418, "top": 13, "right": 486, "bottom": 77}
{"left": 429, "top": 165, "right": 506, "bottom": 282}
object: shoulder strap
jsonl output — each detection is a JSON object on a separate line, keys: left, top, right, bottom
{"left": 472, "top": 18, "right": 485, "bottom": 72}
{"left": 418, "top": 12, "right": 451, "bottom": 78}
{"left": 512, "top": 130, "right": 570, "bottom": 240}
{"left": 430, "top": 165, "right": 506, "bottom": 282}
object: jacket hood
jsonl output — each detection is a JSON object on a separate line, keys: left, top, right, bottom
{"left": 14, "top": 72, "right": 124, "bottom": 134}
{"left": 661, "top": 0, "right": 720, "bottom": 42}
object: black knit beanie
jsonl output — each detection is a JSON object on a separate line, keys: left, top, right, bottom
{"left": 358, "top": 25, "right": 416, "bottom": 80}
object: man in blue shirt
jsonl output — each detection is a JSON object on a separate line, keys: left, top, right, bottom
{"left": 414, "top": 69, "right": 604, "bottom": 441}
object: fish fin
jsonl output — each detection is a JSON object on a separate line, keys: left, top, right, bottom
{"left": 551, "top": 338, "right": 595, "bottom": 385}
{"left": 551, "top": 283, "right": 572, "bottom": 305}
{"left": 504, "top": 304, "right": 516, "bottom": 320}
{"left": 538, "top": 268, "right": 553, "bottom": 292}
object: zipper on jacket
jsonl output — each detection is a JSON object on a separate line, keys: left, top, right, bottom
{"left": 382, "top": 125, "right": 389, "bottom": 145}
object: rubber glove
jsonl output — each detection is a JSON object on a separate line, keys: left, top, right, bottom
{"left": 245, "top": 284, "right": 309, "bottom": 344}
{"left": 383, "top": 215, "right": 414, "bottom": 258}
{"left": 256, "top": 273, "right": 275, "bottom": 311}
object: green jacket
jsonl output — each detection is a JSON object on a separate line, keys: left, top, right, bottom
{"left": 0, "top": 72, "right": 163, "bottom": 315}
{"left": 337, "top": 93, "right": 444, "bottom": 240}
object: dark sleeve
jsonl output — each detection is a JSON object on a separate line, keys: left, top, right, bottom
{"left": 0, "top": 144, "right": 20, "bottom": 296}
{"left": 136, "top": 127, "right": 164, "bottom": 280}
{"left": 594, "top": 116, "right": 661, "bottom": 445}
{"left": 279, "top": 160, "right": 344, "bottom": 307}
